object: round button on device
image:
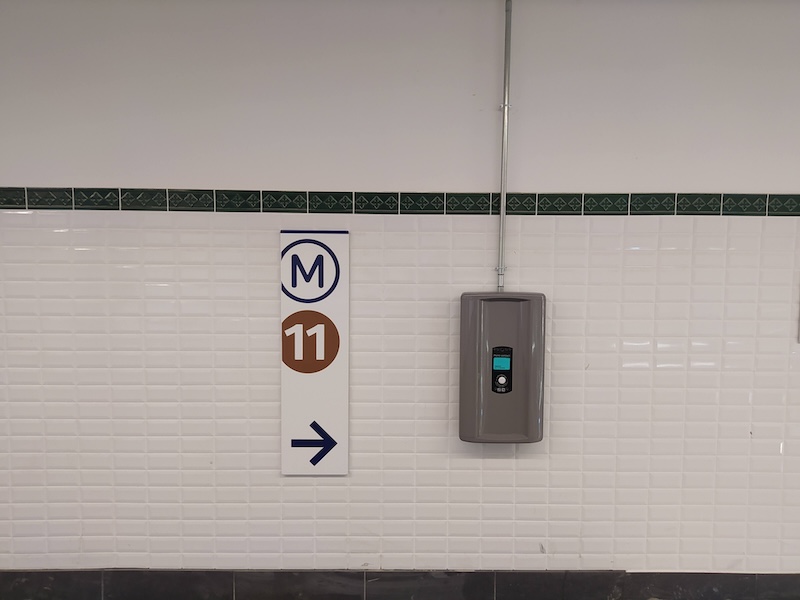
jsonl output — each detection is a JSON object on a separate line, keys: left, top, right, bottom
{"left": 496, "top": 374, "right": 508, "bottom": 386}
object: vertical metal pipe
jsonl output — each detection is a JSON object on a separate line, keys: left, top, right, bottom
{"left": 497, "top": 0, "right": 512, "bottom": 292}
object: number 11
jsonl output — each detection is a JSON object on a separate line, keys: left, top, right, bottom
{"left": 285, "top": 323, "right": 326, "bottom": 361}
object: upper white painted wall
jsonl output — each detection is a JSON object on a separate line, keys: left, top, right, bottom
{"left": 1, "top": 0, "right": 799, "bottom": 192}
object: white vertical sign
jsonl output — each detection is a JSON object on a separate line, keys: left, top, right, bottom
{"left": 280, "top": 230, "right": 349, "bottom": 475}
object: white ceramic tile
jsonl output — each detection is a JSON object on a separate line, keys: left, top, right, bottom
{"left": 0, "top": 213, "right": 798, "bottom": 571}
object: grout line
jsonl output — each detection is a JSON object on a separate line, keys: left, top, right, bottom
{"left": 397, "top": 192, "right": 401, "bottom": 215}
{"left": 306, "top": 191, "right": 310, "bottom": 214}
{"left": 766, "top": 194, "right": 771, "bottom": 217}
{"left": 720, "top": 193, "right": 724, "bottom": 216}
{"left": 24, "top": 187, "right": 28, "bottom": 210}
{"left": 118, "top": 187, "right": 122, "bottom": 211}
{"left": 352, "top": 191, "right": 355, "bottom": 214}
{"left": 213, "top": 189, "right": 217, "bottom": 212}
{"left": 627, "top": 192, "right": 631, "bottom": 216}
{"left": 71, "top": 187, "right": 75, "bottom": 210}
{"left": 259, "top": 190, "right": 263, "bottom": 213}
{"left": 443, "top": 192, "right": 447, "bottom": 215}
{"left": 166, "top": 189, "right": 170, "bottom": 211}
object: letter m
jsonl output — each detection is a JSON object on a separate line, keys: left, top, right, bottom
{"left": 291, "top": 254, "right": 324, "bottom": 288}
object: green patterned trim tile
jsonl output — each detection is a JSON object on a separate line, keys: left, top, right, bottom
{"left": 121, "top": 189, "right": 167, "bottom": 211}
{"left": 263, "top": 191, "right": 306, "bottom": 213}
{"left": 75, "top": 188, "right": 119, "bottom": 210}
{"left": 723, "top": 194, "right": 766, "bottom": 216}
{"left": 490, "top": 193, "right": 537, "bottom": 215}
{"left": 677, "top": 194, "right": 721, "bottom": 215}
{"left": 537, "top": 194, "right": 582, "bottom": 215}
{"left": 400, "top": 193, "right": 444, "bottom": 214}
{"left": 28, "top": 187, "right": 73, "bottom": 209}
{"left": 490, "top": 193, "right": 500, "bottom": 214}
{"left": 631, "top": 194, "right": 676, "bottom": 215}
{"left": 446, "top": 193, "right": 490, "bottom": 215}
{"left": 216, "top": 190, "right": 260, "bottom": 212}
{"left": 508, "top": 194, "right": 537, "bottom": 215}
{"left": 584, "top": 194, "right": 629, "bottom": 215}
{"left": 768, "top": 195, "right": 800, "bottom": 216}
{"left": 168, "top": 189, "right": 214, "bottom": 211}
{"left": 310, "top": 192, "right": 353, "bottom": 213}
{"left": 355, "top": 192, "right": 399, "bottom": 214}
{"left": 0, "top": 187, "right": 26, "bottom": 209}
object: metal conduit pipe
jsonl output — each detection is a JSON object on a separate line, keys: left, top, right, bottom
{"left": 496, "top": 0, "right": 512, "bottom": 292}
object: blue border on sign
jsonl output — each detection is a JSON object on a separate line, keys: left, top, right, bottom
{"left": 281, "top": 238, "right": 341, "bottom": 304}
{"left": 281, "top": 230, "right": 349, "bottom": 234}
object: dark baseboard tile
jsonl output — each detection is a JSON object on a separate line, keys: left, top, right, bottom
{"left": 104, "top": 571, "right": 234, "bottom": 600}
{"left": 0, "top": 571, "right": 102, "bottom": 600}
{"left": 0, "top": 570, "right": 796, "bottom": 599}
{"left": 623, "top": 572, "right": 757, "bottom": 600}
{"left": 367, "top": 571, "right": 494, "bottom": 600}
{"left": 236, "top": 571, "right": 364, "bottom": 600}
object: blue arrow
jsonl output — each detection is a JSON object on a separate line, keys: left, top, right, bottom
{"left": 291, "top": 421, "right": 337, "bottom": 466}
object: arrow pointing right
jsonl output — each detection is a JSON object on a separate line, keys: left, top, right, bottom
{"left": 291, "top": 421, "right": 337, "bottom": 466}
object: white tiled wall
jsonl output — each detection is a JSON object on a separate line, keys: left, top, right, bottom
{"left": 1, "top": 209, "right": 798, "bottom": 572}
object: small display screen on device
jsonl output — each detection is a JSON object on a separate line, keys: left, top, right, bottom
{"left": 493, "top": 356, "right": 511, "bottom": 370}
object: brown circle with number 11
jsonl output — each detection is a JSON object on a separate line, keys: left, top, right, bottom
{"left": 281, "top": 310, "right": 340, "bottom": 373}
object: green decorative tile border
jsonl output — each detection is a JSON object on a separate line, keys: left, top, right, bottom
{"left": 584, "top": 194, "right": 628, "bottom": 215}
{"left": 216, "top": 190, "right": 260, "bottom": 212}
{"left": 1, "top": 187, "right": 798, "bottom": 216}
{"left": 538, "top": 194, "right": 582, "bottom": 215}
{"left": 264, "top": 191, "right": 306, "bottom": 213}
{"left": 355, "top": 193, "right": 398, "bottom": 214}
{"left": 0, "top": 187, "right": 25, "bottom": 209}
{"left": 446, "top": 193, "right": 490, "bottom": 215}
{"left": 169, "top": 189, "right": 214, "bottom": 211}
{"left": 122, "top": 188, "right": 167, "bottom": 210}
{"left": 677, "top": 193, "right": 721, "bottom": 215}
{"left": 75, "top": 188, "right": 119, "bottom": 210}
{"left": 631, "top": 194, "right": 676, "bottom": 215}
{"left": 400, "top": 193, "right": 444, "bottom": 214}
{"left": 310, "top": 192, "right": 352, "bottom": 213}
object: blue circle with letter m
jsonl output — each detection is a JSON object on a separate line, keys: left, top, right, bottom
{"left": 281, "top": 239, "right": 341, "bottom": 303}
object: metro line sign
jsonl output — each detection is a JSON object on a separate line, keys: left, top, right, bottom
{"left": 280, "top": 231, "right": 349, "bottom": 476}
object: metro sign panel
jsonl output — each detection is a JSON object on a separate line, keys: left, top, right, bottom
{"left": 280, "top": 231, "right": 349, "bottom": 476}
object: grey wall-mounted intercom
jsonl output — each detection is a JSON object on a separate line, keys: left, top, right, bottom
{"left": 459, "top": 292, "right": 546, "bottom": 443}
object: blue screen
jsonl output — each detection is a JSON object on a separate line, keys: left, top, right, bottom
{"left": 493, "top": 356, "right": 511, "bottom": 371}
